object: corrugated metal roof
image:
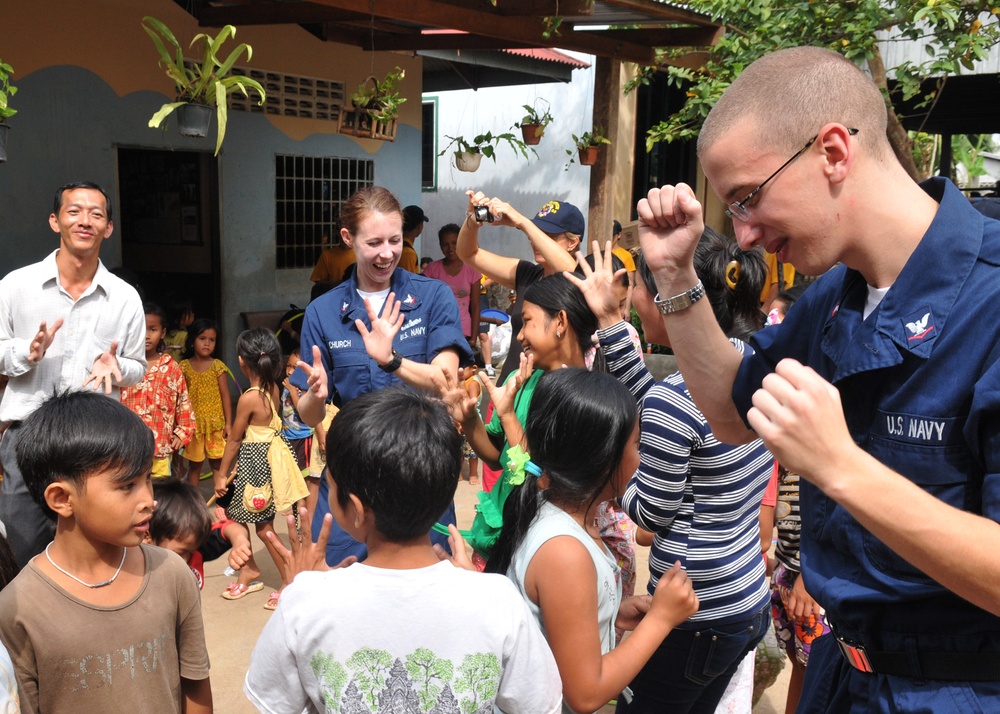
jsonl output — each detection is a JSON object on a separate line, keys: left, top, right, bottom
{"left": 502, "top": 48, "right": 591, "bottom": 68}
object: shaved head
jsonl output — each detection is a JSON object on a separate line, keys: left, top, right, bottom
{"left": 698, "top": 46, "right": 889, "bottom": 161}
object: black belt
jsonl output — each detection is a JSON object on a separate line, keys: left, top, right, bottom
{"left": 834, "top": 631, "right": 1000, "bottom": 682}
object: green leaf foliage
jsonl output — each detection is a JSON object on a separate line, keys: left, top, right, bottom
{"left": 632, "top": 1, "right": 1000, "bottom": 174}
{"left": 0, "top": 59, "right": 17, "bottom": 121}
{"left": 142, "top": 15, "right": 266, "bottom": 155}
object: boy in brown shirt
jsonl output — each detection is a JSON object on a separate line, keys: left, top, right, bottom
{"left": 0, "top": 392, "right": 212, "bottom": 713}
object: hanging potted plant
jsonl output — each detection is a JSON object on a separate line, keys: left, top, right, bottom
{"left": 143, "top": 16, "right": 266, "bottom": 156}
{"left": 440, "top": 131, "right": 535, "bottom": 173}
{"left": 0, "top": 59, "right": 16, "bottom": 163}
{"left": 565, "top": 126, "right": 612, "bottom": 169}
{"left": 513, "top": 99, "right": 553, "bottom": 146}
{"left": 339, "top": 66, "right": 406, "bottom": 142}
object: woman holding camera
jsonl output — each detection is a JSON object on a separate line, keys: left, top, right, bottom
{"left": 457, "top": 191, "right": 582, "bottom": 382}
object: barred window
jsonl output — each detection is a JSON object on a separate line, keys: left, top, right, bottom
{"left": 275, "top": 155, "right": 375, "bottom": 269}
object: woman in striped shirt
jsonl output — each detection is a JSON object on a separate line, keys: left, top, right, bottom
{"left": 572, "top": 232, "right": 771, "bottom": 713}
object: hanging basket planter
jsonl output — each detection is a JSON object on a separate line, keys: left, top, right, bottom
{"left": 339, "top": 70, "right": 403, "bottom": 142}
{"left": 338, "top": 107, "right": 398, "bottom": 142}
{"left": 0, "top": 123, "right": 9, "bottom": 163}
{"left": 454, "top": 151, "right": 483, "bottom": 172}
{"left": 177, "top": 103, "right": 213, "bottom": 138}
{"left": 578, "top": 145, "right": 599, "bottom": 166}
{"left": 520, "top": 123, "right": 543, "bottom": 146}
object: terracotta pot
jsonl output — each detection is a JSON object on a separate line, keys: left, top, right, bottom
{"left": 578, "top": 145, "right": 599, "bottom": 166}
{"left": 177, "top": 104, "right": 213, "bottom": 138}
{"left": 455, "top": 151, "right": 483, "bottom": 172}
{"left": 520, "top": 123, "right": 543, "bottom": 145}
{"left": 0, "top": 123, "right": 9, "bottom": 163}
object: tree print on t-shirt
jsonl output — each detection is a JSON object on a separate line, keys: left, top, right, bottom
{"left": 310, "top": 646, "right": 500, "bottom": 713}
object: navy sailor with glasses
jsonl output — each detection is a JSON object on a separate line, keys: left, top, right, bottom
{"left": 633, "top": 46, "right": 1000, "bottom": 713}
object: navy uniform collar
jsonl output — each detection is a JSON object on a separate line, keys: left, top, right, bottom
{"left": 339, "top": 267, "right": 423, "bottom": 322}
{"left": 870, "top": 178, "right": 980, "bottom": 357}
{"left": 823, "top": 178, "right": 982, "bottom": 380}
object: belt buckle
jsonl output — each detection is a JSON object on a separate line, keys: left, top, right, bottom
{"left": 836, "top": 634, "right": 874, "bottom": 673}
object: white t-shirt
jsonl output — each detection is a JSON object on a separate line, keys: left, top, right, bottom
{"left": 245, "top": 561, "right": 561, "bottom": 714}
{"left": 356, "top": 288, "right": 391, "bottom": 317}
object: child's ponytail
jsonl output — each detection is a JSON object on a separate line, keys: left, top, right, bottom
{"left": 485, "top": 456, "right": 542, "bottom": 576}
{"left": 236, "top": 328, "right": 283, "bottom": 399}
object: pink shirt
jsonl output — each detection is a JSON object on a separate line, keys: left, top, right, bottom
{"left": 423, "top": 260, "right": 482, "bottom": 337}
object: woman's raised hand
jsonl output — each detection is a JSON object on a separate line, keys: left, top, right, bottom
{"left": 299, "top": 345, "right": 329, "bottom": 403}
{"left": 356, "top": 294, "right": 404, "bottom": 365}
{"left": 463, "top": 190, "right": 513, "bottom": 227}
{"left": 565, "top": 240, "right": 627, "bottom": 327}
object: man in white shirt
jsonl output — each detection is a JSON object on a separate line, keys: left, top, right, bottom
{"left": 0, "top": 181, "right": 146, "bottom": 565}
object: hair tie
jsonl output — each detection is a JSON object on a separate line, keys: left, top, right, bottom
{"left": 259, "top": 351, "right": 267, "bottom": 357}
{"left": 725, "top": 260, "right": 740, "bottom": 291}
{"left": 506, "top": 445, "right": 541, "bottom": 485}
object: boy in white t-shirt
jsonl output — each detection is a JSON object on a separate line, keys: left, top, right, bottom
{"left": 245, "top": 386, "right": 561, "bottom": 714}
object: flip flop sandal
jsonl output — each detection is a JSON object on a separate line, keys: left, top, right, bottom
{"left": 264, "top": 591, "right": 281, "bottom": 611}
{"left": 221, "top": 580, "right": 263, "bottom": 600}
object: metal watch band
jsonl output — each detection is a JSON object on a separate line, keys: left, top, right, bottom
{"left": 378, "top": 349, "right": 403, "bottom": 373}
{"left": 654, "top": 280, "right": 705, "bottom": 314}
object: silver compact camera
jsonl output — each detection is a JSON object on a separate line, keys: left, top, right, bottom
{"left": 473, "top": 205, "right": 494, "bottom": 223}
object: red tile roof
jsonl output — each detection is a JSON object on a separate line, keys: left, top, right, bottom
{"left": 502, "top": 48, "right": 591, "bottom": 68}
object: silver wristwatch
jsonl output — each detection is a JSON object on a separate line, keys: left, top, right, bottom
{"left": 654, "top": 280, "right": 705, "bottom": 314}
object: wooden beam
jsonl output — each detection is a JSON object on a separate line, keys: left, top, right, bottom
{"left": 470, "top": 0, "right": 594, "bottom": 16}
{"left": 195, "top": 2, "right": 357, "bottom": 26}
{"left": 375, "top": 34, "right": 536, "bottom": 52}
{"left": 596, "top": 25, "right": 723, "bottom": 49}
{"left": 589, "top": 56, "right": 622, "bottom": 252}
{"left": 300, "top": 0, "right": 658, "bottom": 63}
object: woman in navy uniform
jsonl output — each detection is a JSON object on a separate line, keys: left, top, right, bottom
{"left": 293, "top": 186, "right": 471, "bottom": 565}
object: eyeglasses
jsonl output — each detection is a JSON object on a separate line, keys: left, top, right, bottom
{"left": 725, "top": 128, "right": 859, "bottom": 222}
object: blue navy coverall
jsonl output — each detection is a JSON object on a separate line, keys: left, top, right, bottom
{"left": 293, "top": 266, "right": 472, "bottom": 564}
{"left": 733, "top": 179, "right": 1000, "bottom": 712}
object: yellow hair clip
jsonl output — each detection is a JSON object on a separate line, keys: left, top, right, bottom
{"left": 725, "top": 260, "right": 740, "bottom": 290}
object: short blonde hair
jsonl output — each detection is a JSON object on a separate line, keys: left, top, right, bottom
{"left": 698, "top": 46, "right": 889, "bottom": 160}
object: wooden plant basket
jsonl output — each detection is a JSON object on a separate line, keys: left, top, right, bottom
{"left": 338, "top": 75, "right": 398, "bottom": 141}
{"left": 338, "top": 108, "right": 397, "bottom": 142}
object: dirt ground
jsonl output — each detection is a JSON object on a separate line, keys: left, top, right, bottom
{"left": 196, "top": 475, "right": 790, "bottom": 713}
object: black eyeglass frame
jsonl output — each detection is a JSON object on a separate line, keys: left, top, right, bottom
{"left": 725, "top": 128, "right": 860, "bottom": 222}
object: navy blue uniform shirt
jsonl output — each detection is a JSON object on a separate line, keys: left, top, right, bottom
{"left": 733, "top": 178, "right": 1000, "bottom": 652}
{"left": 293, "top": 266, "right": 472, "bottom": 404}
{"left": 292, "top": 266, "right": 471, "bottom": 564}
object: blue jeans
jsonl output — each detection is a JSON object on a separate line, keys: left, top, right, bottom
{"left": 617, "top": 604, "right": 770, "bottom": 714}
